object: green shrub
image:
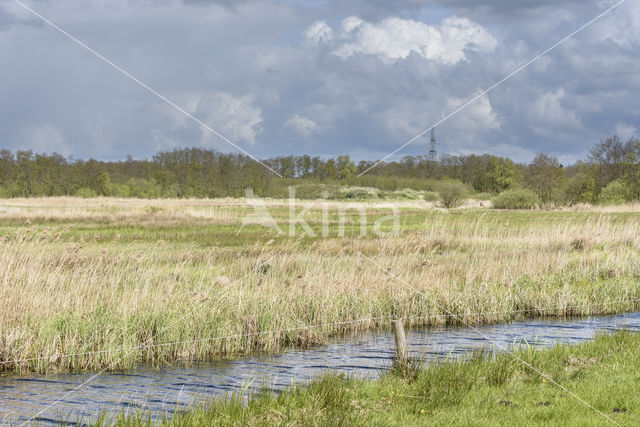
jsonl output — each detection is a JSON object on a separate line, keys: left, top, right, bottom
{"left": 392, "top": 188, "right": 423, "bottom": 200}
{"left": 7, "top": 182, "right": 26, "bottom": 198}
{"left": 379, "top": 188, "right": 425, "bottom": 200}
{"left": 423, "top": 191, "right": 439, "bottom": 202}
{"left": 126, "top": 178, "right": 162, "bottom": 199}
{"left": 492, "top": 189, "right": 541, "bottom": 209}
{"left": 96, "top": 170, "right": 112, "bottom": 196}
{"left": 598, "top": 180, "right": 631, "bottom": 205}
{"left": 564, "top": 172, "right": 596, "bottom": 204}
{"left": 435, "top": 180, "right": 468, "bottom": 208}
{"left": 474, "top": 192, "right": 493, "bottom": 201}
{"left": 291, "top": 184, "right": 321, "bottom": 199}
{"left": 162, "top": 184, "right": 180, "bottom": 199}
{"left": 340, "top": 186, "right": 381, "bottom": 200}
{"left": 0, "top": 186, "right": 8, "bottom": 198}
{"left": 75, "top": 187, "right": 98, "bottom": 198}
{"left": 354, "top": 176, "right": 439, "bottom": 192}
{"left": 293, "top": 184, "right": 340, "bottom": 200}
{"left": 111, "top": 183, "right": 131, "bottom": 198}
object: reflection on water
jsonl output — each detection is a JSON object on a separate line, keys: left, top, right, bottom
{"left": 1, "top": 312, "right": 639, "bottom": 425}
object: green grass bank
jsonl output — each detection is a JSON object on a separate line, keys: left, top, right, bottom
{"left": 111, "top": 331, "right": 640, "bottom": 426}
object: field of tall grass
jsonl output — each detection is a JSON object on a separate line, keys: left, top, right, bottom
{"left": 0, "top": 197, "right": 639, "bottom": 375}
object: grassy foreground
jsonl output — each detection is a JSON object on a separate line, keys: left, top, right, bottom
{"left": 1, "top": 197, "right": 640, "bottom": 375}
{"left": 114, "top": 332, "right": 639, "bottom": 426}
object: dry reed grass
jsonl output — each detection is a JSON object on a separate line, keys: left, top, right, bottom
{"left": 0, "top": 198, "right": 639, "bottom": 375}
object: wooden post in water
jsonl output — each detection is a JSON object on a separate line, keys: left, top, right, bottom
{"left": 392, "top": 317, "right": 408, "bottom": 366}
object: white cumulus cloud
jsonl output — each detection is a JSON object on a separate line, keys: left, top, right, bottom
{"left": 284, "top": 114, "right": 320, "bottom": 137}
{"left": 308, "top": 15, "right": 497, "bottom": 64}
{"left": 533, "top": 89, "right": 581, "bottom": 128}
{"left": 304, "top": 20, "right": 334, "bottom": 45}
{"left": 446, "top": 94, "right": 500, "bottom": 132}
{"left": 196, "top": 92, "right": 263, "bottom": 145}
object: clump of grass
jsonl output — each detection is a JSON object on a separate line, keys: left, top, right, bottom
{"left": 570, "top": 237, "right": 590, "bottom": 251}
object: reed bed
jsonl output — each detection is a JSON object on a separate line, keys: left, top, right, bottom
{"left": 0, "top": 198, "right": 639, "bottom": 375}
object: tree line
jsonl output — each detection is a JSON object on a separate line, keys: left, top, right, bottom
{"left": 0, "top": 134, "right": 638, "bottom": 204}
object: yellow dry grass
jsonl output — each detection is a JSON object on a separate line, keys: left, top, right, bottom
{"left": 0, "top": 198, "right": 639, "bottom": 374}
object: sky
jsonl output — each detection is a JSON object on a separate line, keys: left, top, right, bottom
{"left": 0, "top": 0, "right": 639, "bottom": 164}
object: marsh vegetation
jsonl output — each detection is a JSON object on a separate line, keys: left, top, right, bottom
{"left": 114, "top": 332, "right": 639, "bottom": 426}
{"left": 1, "top": 197, "right": 639, "bottom": 375}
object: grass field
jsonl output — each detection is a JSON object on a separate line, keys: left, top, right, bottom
{"left": 115, "top": 331, "right": 639, "bottom": 426}
{"left": 1, "top": 197, "right": 640, "bottom": 375}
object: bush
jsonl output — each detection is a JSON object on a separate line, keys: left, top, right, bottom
{"left": 474, "top": 192, "right": 493, "bottom": 201}
{"left": 340, "top": 186, "right": 381, "bottom": 200}
{"left": 391, "top": 188, "right": 424, "bottom": 200}
{"left": 423, "top": 191, "right": 439, "bottom": 202}
{"left": 126, "top": 178, "right": 162, "bottom": 198}
{"left": 492, "top": 189, "right": 541, "bottom": 209}
{"left": 162, "top": 184, "right": 180, "bottom": 199}
{"left": 564, "top": 172, "right": 596, "bottom": 204}
{"left": 598, "top": 180, "right": 631, "bottom": 205}
{"left": 378, "top": 188, "right": 426, "bottom": 200}
{"left": 75, "top": 187, "right": 98, "bottom": 198}
{"left": 354, "top": 176, "right": 439, "bottom": 192}
{"left": 0, "top": 186, "right": 8, "bottom": 198}
{"left": 293, "top": 184, "right": 340, "bottom": 200}
{"left": 435, "top": 180, "right": 468, "bottom": 208}
{"left": 111, "top": 183, "right": 131, "bottom": 198}
{"left": 7, "top": 182, "right": 26, "bottom": 197}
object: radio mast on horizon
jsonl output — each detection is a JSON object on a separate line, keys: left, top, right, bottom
{"left": 428, "top": 126, "right": 437, "bottom": 161}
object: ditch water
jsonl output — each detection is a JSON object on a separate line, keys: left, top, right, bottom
{"left": 1, "top": 311, "right": 639, "bottom": 425}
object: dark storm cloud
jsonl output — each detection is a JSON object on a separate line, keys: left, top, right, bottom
{"left": 0, "top": 0, "right": 638, "bottom": 163}
{"left": 430, "top": 0, "right": 585, "bottom": 13}
{"left": 182, "top": 0, "right": 252, "bottom": 8}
